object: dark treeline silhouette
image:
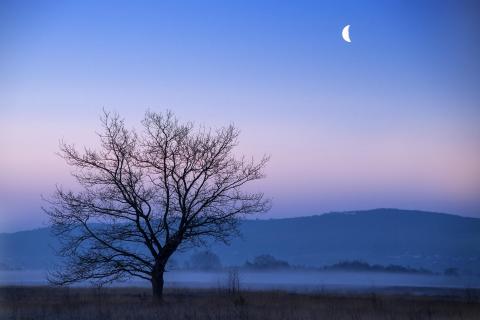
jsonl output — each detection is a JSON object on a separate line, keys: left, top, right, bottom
{"left": 169, "top": 251, "right": 440, "bottom": 275}
{"left": 244, "top": 254, "right": 290, "bottom": 270}
{"left": 322, "top": 260, "right": 434, "bottom": 275}
{"left": 184, "top": 251, "right": 222, "bottom": 270}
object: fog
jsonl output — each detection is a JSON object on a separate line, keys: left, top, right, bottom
{"left": 2, "top": 270, "right": 479, "bottom": 295}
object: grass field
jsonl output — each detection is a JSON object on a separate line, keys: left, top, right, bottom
{"left": 1, "top": 286, "right": 479, "bottom": 320}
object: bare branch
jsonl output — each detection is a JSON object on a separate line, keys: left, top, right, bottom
{"left": 45, "top": 110, "right": 270, "bottom": 297}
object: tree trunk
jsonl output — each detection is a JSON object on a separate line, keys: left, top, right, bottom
{"left": 152, "top": 245, "right": 177, "bottom": 300}
{"left": 151, "top": 267, "right": 165, "bottom": 300}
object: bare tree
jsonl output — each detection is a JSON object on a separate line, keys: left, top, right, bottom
{"left": 44, "top": 110, "right": 270, "bottom": 299}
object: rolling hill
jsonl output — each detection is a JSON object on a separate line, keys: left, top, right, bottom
{"left": 1, "top": 209, "right": 479, "bottom": 273}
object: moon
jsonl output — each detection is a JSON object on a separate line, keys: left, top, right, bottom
{"left": 342, "top": 25, "right": 351, "bottom": 43}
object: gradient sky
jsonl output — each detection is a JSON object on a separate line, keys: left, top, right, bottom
{"left": 1, "top": 0, "right": 479, "bottom": 232}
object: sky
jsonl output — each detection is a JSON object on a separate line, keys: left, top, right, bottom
{"left": 1, "top": 0, "right": 479, "bottom": 232}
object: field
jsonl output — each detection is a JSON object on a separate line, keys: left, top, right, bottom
{"left": 1, "top": 286, "right": 479, "bottom": 320}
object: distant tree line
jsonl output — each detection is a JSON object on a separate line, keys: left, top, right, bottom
{"left": 176, "top": 252, "right": 291, "bottom": 271}
{"left": 175, "top": 252, "right": 463, "bottom": 275}
{"left": 321, "top": 260, "right": 434, "bottom": 275}
{"left": 244, "top": 254, "right": 290, "bottom": 270}
{"left": 183, "top": 251, "right": 223, "bottom": 270}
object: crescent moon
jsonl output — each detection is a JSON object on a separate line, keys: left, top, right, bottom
{"left": 342, "top": 25, "right": 351, "bottom": 43}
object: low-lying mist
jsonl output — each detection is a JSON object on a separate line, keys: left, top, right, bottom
{"left": 2, "top": 269, "right": 479, "bottom": 295}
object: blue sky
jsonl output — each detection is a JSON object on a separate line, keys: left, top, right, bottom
{"left": 1, "top": 0, "right": 479, "bottom": 231}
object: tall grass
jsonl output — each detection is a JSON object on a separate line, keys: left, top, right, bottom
{"left": 0, "top": 286, "right": 479, "bottom": 320}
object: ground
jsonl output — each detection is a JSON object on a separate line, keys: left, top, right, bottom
{"left": 1, "top": 286, "right": 479, "bottom": 320}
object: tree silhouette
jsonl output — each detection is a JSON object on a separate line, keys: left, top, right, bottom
{"left": 44, "top": 110, "right": 270, "bottom": 299}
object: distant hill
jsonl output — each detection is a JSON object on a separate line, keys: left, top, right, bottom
{"left": 1, "top": 209, "right": 479, "bottom": 273}
{"left": 206, "top": 209, "right": 480, "bottom": 273}
{"left": 0, "top": 227, "right": 56, "bottom": 269}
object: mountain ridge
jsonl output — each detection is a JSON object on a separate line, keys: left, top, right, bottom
{"left": 1, "top": 208, "right": 479, "bottom": 273}
{"left": 2, "top": 208, "right": 477, "bottom": 235}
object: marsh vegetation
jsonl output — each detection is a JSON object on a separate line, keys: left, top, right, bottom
{"left": 1, "top": 286, "right": 479, "bottom": 320}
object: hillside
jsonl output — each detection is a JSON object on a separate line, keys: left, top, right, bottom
{"left": 1, "top": 209, "right": 479, "bottom": 273}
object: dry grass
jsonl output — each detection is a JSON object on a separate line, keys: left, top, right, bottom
{"left": 1, "top": 286, "right": 479, "bottom": 320}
